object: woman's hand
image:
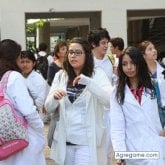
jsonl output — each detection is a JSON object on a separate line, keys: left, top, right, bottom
{"left": 116, "top": 159, "right": 126, "bottom": 165}
{"left": 73, "top": 74, "right": 91, "bottom": 86}
{"left": 160, "top": 130, "right": 165, "bottom": 137}
{"left": 53, "top": 89, "right": 66, "bottom": 100}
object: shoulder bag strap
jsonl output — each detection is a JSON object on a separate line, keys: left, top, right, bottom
{"left": 153, "top": 79, "right": 162, "bottom": 106}
{"left": 0, "top": 71, "right": 11, "bottom": 98}
{"left": 107, "top": 54, "right": 115, "bottom": 66}
{"left": 153, "top": 79, "right": 165, "bottom": 128}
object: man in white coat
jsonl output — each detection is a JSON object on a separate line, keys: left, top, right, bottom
{"left": 87, "top": 28, "right": 113, "bottom": 164}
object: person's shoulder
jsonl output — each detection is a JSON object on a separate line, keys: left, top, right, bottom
{"left": 93, "top": 67, "right": 110, "bottom": 81}
{"left": 50, "top": 61, "right": 60, "bottom": 69}
{"left": 106, "top": 54, "right": 115, "bottom": 65}
{"left": 94, "top": 67, "right": 106, "bottom": 75}
{"left": 29, "top": 70, "right": 45, "bottom": 81}
{"left": 9, "top": 71, "right": 23, "bottom": 80}
{"left": 56, "top": 69, "right": 65, "bottom": 76}
{"left": 52, "top": 69, "right": 65, "bottom": 84}
{"left": 6, "top": 71, "right": 25, "bottom": 86}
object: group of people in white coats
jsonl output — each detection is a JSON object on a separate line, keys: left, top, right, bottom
{"left": 0, "top": 30, "right": 165, "bottom": 165}
{"left": 45, "top": 28, "right": 165, "bottom": 165}
{"left": 45, "top": 37, "right": 112, "bottom": 165}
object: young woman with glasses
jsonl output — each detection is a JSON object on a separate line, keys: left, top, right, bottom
{"left": 45, "top": 37, "right": 112, "bottom": 165}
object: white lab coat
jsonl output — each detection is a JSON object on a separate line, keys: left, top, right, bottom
{"left": 94, "top": 54, "right": 114, "bottom": 158}
{"left": 110, "top": 85, "right": 165, "bottom": 165}
{"left": 45, "top": 68, "right": 112, "bottom": 165}
{"left": 25, "top": 70, "right": 47, "bottom": 111}
{"left": 0, "top": 71, "right": 46, "bottom": 165}
{"left": 94, "top": 55, "right": 113, "bottom": 83}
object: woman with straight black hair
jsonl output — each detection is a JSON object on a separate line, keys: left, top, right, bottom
{"left": 110, "top": 46, "right": 165, "bottom": 165}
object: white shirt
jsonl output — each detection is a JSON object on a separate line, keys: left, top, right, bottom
{"left": 94, "top": 55, "right": 113, "bottom": 84}
{"left": 65, "top": 90, "right": 88, "bottom": 145}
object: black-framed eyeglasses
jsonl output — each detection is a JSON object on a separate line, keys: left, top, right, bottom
{"left": 68, "top": 49, "right": 84, "bottom": 56}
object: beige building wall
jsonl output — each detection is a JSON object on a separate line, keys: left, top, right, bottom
{"left": 0, "top": 0, "right": 165, "bottom": 49}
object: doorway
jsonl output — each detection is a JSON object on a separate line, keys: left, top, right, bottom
{"left": 127, "top": 9, "right": 165, "bottom": 54}
{"left": 25, "top": 11, "right": 101, "bottom": 52}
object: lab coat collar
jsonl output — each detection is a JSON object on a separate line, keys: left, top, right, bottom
{"left": 124, "top": 85, "right": 150, "bottom": 106}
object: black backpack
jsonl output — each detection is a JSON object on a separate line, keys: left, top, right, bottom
{"left": 36, "top": 54, "right": 49, "bottom": 80}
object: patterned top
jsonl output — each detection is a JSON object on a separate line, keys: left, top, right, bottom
{"left": 67, "top": 84, "right": 86, "bottom": 103}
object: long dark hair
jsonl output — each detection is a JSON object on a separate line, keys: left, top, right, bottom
{"left": 63, "top": 37, "right": 94, "bottom": 83}
{"left": 0, "top": 39, "right": 21, "bottom": 78}
{"left": 116, "top": 46, "right": 154, "bottom": 104}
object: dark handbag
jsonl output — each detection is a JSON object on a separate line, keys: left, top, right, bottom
{"left": 47, "top": 108, "right": 59, "bottom": 148}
